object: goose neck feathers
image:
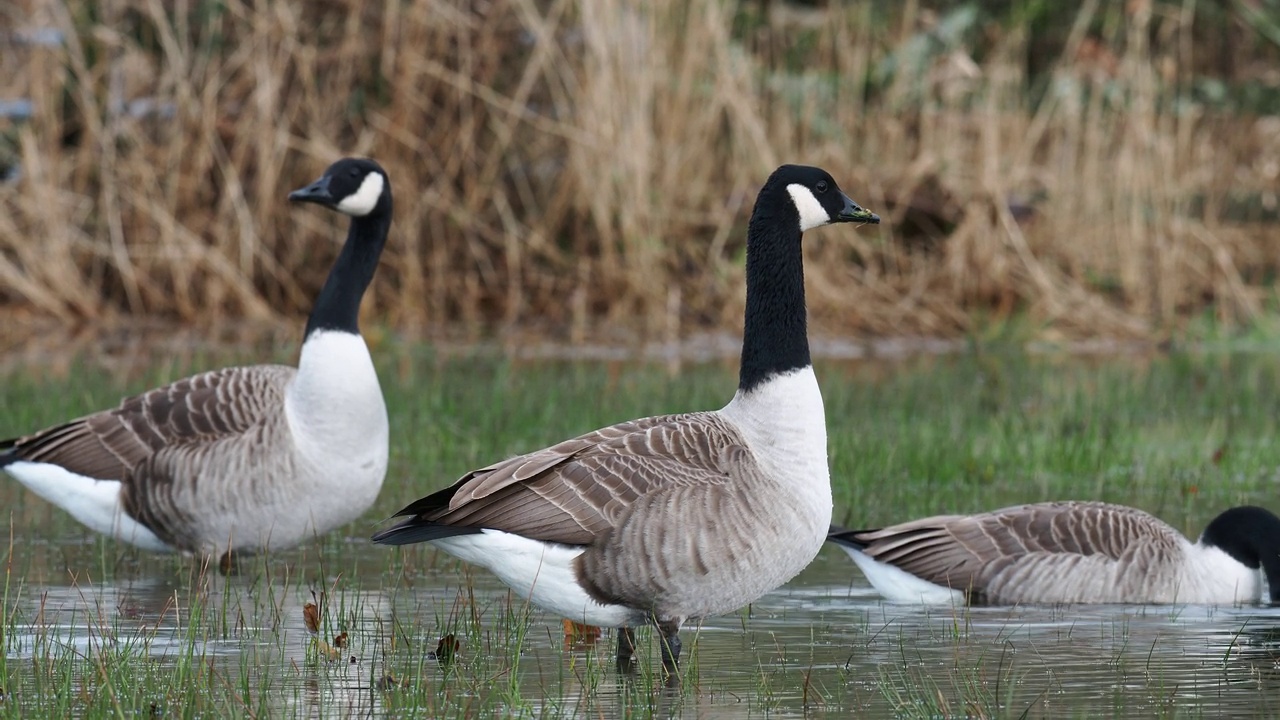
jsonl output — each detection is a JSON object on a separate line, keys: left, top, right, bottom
{"left": 1199, "top": 506, "right": 1280, "bottom": 601}
{"left": 304, "top": 213, "right": 391, "bottom": 338}
{"left": 738, "top": 217, "right": 808, "bottom": 394}
{"left": 291, "top": 158, "right": 393, "bottom": 338}
{"left": 737, "top": 165, "right": 878, "bottom": 393}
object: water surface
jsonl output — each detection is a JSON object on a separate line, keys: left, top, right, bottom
{"left": 4, "top": 349, "right": 1280, "bottom": 717}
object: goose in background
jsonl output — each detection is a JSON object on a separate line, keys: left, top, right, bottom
{"left": 373, "top": 164, "right": 880, "bottom": 676}
{"left": 829, "top": 501, "right": 1280, "bottom": 605}
{"left": 1, "top": 157, "right": 393, "bottom": 561}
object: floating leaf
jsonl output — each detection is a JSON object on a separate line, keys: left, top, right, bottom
{"left": 376, "top": 674, "right": 404, "bottom": 691}
{"left": 315, "top": 639, "right": 341, "bottom": 661}
{"left": 333, "top": 632, "right": 348, "bottom": 649}
{"left": 303, "top": 602, "right": 320, "bottom": 635}
{"left": 562, "top": 619, "right": 602, "bottom": 648}
{"left": 428, "top": 634, "right": 460, "bottom": 665}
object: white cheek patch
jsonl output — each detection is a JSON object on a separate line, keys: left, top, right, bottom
{"left": 786, "top": 183, "right": 831, "bottom": 232}
{"left": 336, "top": 172, "right": 385, "bottom": 216}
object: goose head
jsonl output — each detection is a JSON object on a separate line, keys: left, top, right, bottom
{"left": 1199, "top": 505, "right": 1280, "bottom": 603}
{"left": 289, "top": 158, "right": 392, "bottom": 218}
{"left": 764, "top": 164, "right": 880, "bottom": 233}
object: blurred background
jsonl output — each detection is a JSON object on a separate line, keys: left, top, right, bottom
{"left": 2, "top": 0, "right": 1279, "bottom": 347}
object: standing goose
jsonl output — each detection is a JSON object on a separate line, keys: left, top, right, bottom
{"left": 829, "top": 502, "right": 1280, "bottom": 605}
{"left": 1, "top": 157, "right": 393, "bottom": 559}
{"left": 372, "top": 165, "right": 880, "bottom": 675}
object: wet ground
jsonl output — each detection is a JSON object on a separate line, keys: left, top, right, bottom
{"left": 6, "top": 345, "right": 1280, "bottom": 717}
{"left": 6, "top": 537, "right": 1280, "bottom": 718}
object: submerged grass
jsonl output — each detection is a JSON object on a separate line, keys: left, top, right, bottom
{"left": 3, "top": 346, "right": 1280, "bottom": 716}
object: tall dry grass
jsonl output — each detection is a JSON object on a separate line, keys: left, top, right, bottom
{"left": 1, "top": 0, "right": 1277, "bottom": 342}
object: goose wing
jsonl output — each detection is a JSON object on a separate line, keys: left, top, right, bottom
{"left": 376, "top": 411, "right": 745, "bottom": 545}
{"left": 4, "top": 365, "right": 295, "bottom": 481}
{"left": 853, "top": 501, "right": 1180, "bottom": 601}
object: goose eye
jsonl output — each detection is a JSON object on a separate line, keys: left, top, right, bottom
{"left": 815, "top": 180, "right": 828, "bottom": 194}
{"left": 349, "top": 168, "right": 361, "bottom": 178}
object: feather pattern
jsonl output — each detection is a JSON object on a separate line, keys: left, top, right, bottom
{"left": 832, "top": 501, "right": 1272, "bottom": 605}
{"left": 3, "top": 157, "right": 395, "bottom": 557}
{"left": 11, "top": 366, "right": 292, "bottom": 484}
{"left": 383, "top": 404, "right": 830, "bottom": 615}
{"left": 5, "top": 352, "right": 387, "bottom": 556}
{"left": 405, "top": 413, "right": 734, "bottom": 544}
{"left": 373, "top": 164, "right": 874, "bottom": 673}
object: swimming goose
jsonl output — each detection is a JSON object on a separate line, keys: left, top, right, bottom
{"left": 829, "top": 501, "right": 1280, "bottom": 605}
{"left": 0, "top": 157, "right": 392, "bottom": 559}
{"left": 372, "top": 165, "right": 880, "bottom": 674}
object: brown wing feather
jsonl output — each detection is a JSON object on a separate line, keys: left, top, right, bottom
{"left": 123, "top": 414, "right": 292, "bottom": 550}
{"left": 414, "top": 412, "right": 743, "bottom": 544}
{"left": 7, "top": 365, "right": 294, "bottom": 482}
{"left": 576, "top": 444, "right": 775, "bottom": 607}
{"left": 856, "top": 501, "right": 1177, "bottom": 600}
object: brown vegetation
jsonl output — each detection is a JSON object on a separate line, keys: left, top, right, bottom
{"left": 1, "top": 0, "right": 1278, "bottom": 343}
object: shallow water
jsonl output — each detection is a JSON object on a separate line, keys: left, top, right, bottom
{"left": 7, "top": 543, "right": 1280, "bottom": 718}
{"left": 6, "top": 349, "right": 1280, "bottom": 717}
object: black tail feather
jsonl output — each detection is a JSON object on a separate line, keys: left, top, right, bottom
{"left": 389, "top": 483, "right": 461, "bottom": 519}
{"left": 370, "top": 518, "right": 484, "bottom": 546}
{"left": 0, "top": 437, "right": 17, "bottom": 468}
{"left": 827, "top": 524, "right": 876, "bottom": 551}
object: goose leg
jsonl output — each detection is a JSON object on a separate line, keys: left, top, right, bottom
{"left": 657, "top": 620, "right": 682, "bottom": 678}
{"left": 217, "top": 550, "right": 241, "bottom": 576}
{"left": 615, "top": 627, "right": 637, "bottom": 674}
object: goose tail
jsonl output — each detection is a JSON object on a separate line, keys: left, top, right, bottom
{"left": 0, "top": 437, "right": 17, "bottom": 468}
{"left": 827, "top": 524, "right": 874, "bottom": 550}
{"left": 387, "top": 483, "right": 458, "bottom": 519}
{"left": 370, "top": 516, "right": 482, "bottom": 546}
{"left": 371, "top": 482, "right": 477, "bottom": 545}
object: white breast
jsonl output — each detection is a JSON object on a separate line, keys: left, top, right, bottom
{"left": 275, "top": 330, "right": 389, "bottom": 544}
{"left": 1175, "top": 543, "right": 1262, "bottom": 604}
{"left": 719, "top": 366, "right": 830, "bottom": 506}
{"left": 713, "top": 366, "right": 833, "bottom": 605}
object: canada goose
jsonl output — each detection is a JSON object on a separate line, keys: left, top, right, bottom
{"left": 0, "top": 157, "right": 393, "bottom": 559}
{"left": 372, "top": 165, "right": 880, "bottom": 675}
{"left": 829, "top": 502, "right": 1280, "bottom": 605}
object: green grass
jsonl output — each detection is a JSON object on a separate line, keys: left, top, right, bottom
{"left": 3, "top": 344, "right": 1280, "bottom": 717}
{"left": 827, "top": 349, "right": 1280, "bottom": 532}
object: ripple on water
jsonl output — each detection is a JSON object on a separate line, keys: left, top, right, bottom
{"left": 5, "top": 549, "right": 1280, "bottom": 718}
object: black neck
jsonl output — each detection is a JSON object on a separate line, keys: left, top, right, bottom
{"left": 1265, "top": 555, "right": 1280, "bottom": 604}
{"left": 1201, "top": 506, "right": 1280, "bottom": 602}
{"left": 738, "top": 209, "right": 810, "bottom": 393}
{"left": 304, "top": 212, "right": 391, "bottom": 338}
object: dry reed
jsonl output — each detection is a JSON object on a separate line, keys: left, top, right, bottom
{"left": 1, "top": 0, "right": 1276, "bottom": 342}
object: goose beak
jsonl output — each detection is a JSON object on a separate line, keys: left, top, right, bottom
{"left": 836, "top": 193, "right": 880, "bottom": 225}
{"left": 289, "top": 176, "right": 334, "bottom": 206}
